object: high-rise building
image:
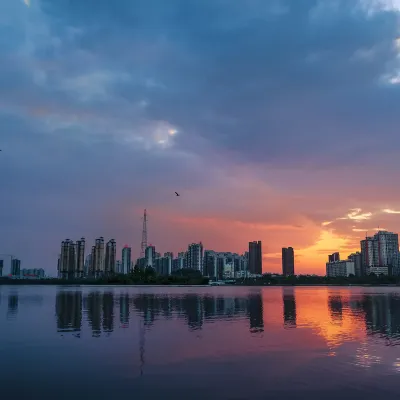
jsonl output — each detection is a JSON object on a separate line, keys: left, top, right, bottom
{"left": 122, "top": 246, "right": 132, "bottom": 274}
{"left": 91, "top": 237, "right": 105, "bottom": 278}
{"left": 0, "top": 259, "right": 3, "bottom": 277}
{"left": 328, "top": 252, "right": 340, "bottom": 263}
{"left": 154, "top": 256, "right": 172, "bottom": 276}
{"left": 203, "top": 251, "right": 247, "bottom": 280}
{"left": 172, "top": 253, "right": 186, "bottom": 272}
{"left": 145, "top": 245, "right": 156, "bottom": 269}
{"left": 104, "top": 239, "right": 116, "bottom": 276}
{"left": 75, "top": 238, "right": 85, "bottom": 278}
{"left": 282, "top": 247, "right": 295, "bottom": 276}
{"left": 361, "top": 231, "right": 399, "bottom": 275}
{"left": 249, "top": 241, "right": 262, "bottom": 275}
{"left": 11, "top": 259, "right": 21, "bottom": 276}
{"left": 84, "top": 254, "right": 92, "bottom": 277}
{"left": 59, "top": 239, "right": 76, "bottom": 279}
{"left": 116, "top": 260, "right": 122, "bottom": 274}
{"left": 348, "top": 252, "right": 363, "bottom": 276}
{"left": 186, "top": 243, "right": 203, "bottom": 271}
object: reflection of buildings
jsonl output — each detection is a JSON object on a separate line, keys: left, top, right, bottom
{"left": 7, "top": 292, "right": 18, "bottom": 317}
{"left": 85, "top": 292, "right": 103, "bottom": 337}
{"left": 102, "top": 293, "right": 114, "bottom": 333}
{"left": 131, "top": 292, "right": 264, "bottom": 334}
{"left": 55, "top": 291, "right": 82, "bottom": 332}
{"left": 247, "top": 294, "right": 264, "bottom": 333}
{"left": 362, "top": 295, "right": 400, "bottom": 344}
{"left": 328, "top": 295, "right": 343, "bottom": 323}
{"left": 120, "top": 294, "right": 130, "bottom": 327}
{"left": 282, "top": 288, "right": 297, "bottom": 328}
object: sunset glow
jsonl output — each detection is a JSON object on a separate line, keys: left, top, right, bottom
{"left": 2, "top": 0, "right": 400, "bottom": 275}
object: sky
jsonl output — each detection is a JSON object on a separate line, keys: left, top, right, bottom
{"left": 1, "top": 0, "right": 400, "bottom": 275}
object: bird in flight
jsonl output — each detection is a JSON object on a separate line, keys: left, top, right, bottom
{"left": 175, "top": 192, "right": 180, "bottom": 196}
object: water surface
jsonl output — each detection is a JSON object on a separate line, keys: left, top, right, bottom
{"left": 1, "top": 285, "right": 400, "bottom": 399}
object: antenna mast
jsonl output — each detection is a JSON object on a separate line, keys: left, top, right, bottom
{"left": 140, "top": 209, "right": 148, "bottom": 258}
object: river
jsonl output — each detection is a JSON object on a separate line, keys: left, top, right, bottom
{"left": 1, "top": 285, "right": 400, "bottom": 399}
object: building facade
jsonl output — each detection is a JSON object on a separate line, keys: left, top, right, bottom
{"left": 122, "top": 246, "right": 132, "bottom": 274}
{"left": 11, "top": 259, "right": 21, "bottom": 276}
{"left": 328, "top": 252, "right": 340, "bottom": 263}
{"left": 360, "top": 231, "right": 399, "bottom": 275}
{"left": 326, "top": 260, "right": 355, "bottom": 277}
{"left": 90, "top": 237, "right": 105, "bottom": 278}
{"left": 186, "top": 243, "right": 203, "bottom": 271}
{"left": 282, "top": 247, "right": 295, "bottom": 276}
{"left": 75, "top": 238, "right": 85, "bottom": 278}
{"left": 104, "top": 239, "right": 116, "bottom": 276}
{"left": 145, "top": 245, "right": 156, "bottom": 269}
{"left": 249, "top": 241, "right": 262, "bottom": 275}
{"left": 348, "top": 252, "right": 363, "bottom": 276}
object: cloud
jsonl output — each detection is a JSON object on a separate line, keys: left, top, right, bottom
{"left": 1, "top": 0, "right": 400, "bottom": 275}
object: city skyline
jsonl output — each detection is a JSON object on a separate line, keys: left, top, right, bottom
{"left": 3, "top": 1, "right": 400, "bottom": 275}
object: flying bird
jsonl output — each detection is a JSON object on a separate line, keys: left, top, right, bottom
{"left": 175, "top": 192, "right": 180, "bottom": 196}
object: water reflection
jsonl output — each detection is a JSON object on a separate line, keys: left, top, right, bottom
{"left": 5, "top": 287, "right": 400, "bottom": 399}
{"left": 328, "top": 295, "right": 343, "bottom": 324}
{"left": 55, "top": 291, "right": 82, "bottom": 333}
{"left": 283, "top": 288, "right": 297, "bottom": 328}
{"left": 7, "top": 292, "right": 18, "bottom": 319}
{"left": 50, "top": 288, "right": 400, "bottom": 349}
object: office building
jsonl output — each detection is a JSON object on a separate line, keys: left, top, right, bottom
{"left": 326, "top": 260, "right": 355, "bottom": 277}
{"left": 11, "top": 259, "right": 21, "bottom": 276}
{"left": 249, "top": 241, "right": 262, "bottom": 275}
{"left": 104, "top": 239, "right": 116, "bottom": 276}
{"left": 282, "top": 247, "right": 295, "bottom": 276}
{"left": 328, "top": 252, "right": 340, "bottom": 263}
{"left": 186, "top": 243, "right": 203, "bottom": 271}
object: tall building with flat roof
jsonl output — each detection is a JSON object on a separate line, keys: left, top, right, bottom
{"left": 104, "top": 239, "right": 116, "bottom": 276}
{"left": 186, "top": 243, "right": 203, "bottom": 272}
{"left": 11, "top": 259, "right": 21, "bottom": 276}
{"left": 249, "top": 241, "right": 262, "bottom": 275}
{"left": 361, "top": 231, "right": 399, "bottom": 275}
{"left": 59, "top": 239, "right": 76, "bottom": 279}
{"left": 91, "top": 237, "right": 105, "bottom": 278}
{"left": 145, "top": 245, "right": 156, "bottom": 269}
{"left": 282, "top": 247, "right": 295, "bottom": 276}
{"left": 122, "top": 246, "right": 132, "bottom": 274}
{"left": 75, "top": 238, "right": 85, "bottom": 278}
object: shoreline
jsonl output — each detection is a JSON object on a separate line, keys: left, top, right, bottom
{"left": 1, "top": 282, "right": 400, "bottom": 288}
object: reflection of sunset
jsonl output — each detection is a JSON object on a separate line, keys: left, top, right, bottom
{"left": 295, "top": 289, "right": 366, "bottom": 351}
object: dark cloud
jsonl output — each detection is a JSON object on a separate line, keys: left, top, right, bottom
{"left": 1, "top": 0, "right": 400, "bottom": 273}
